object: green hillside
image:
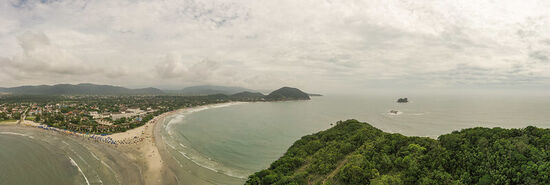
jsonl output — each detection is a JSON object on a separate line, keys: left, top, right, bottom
{"left": 265, "top": 87, "right": 310, "bottom": 101}
{"left": 179, "top": 85, "right": 258, "bottom": 96}
{"left": 246, "top": 120, "right": 550, "bottom": 185}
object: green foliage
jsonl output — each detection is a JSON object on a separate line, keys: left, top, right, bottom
{"left": 247, "top": 119, "right": 550, "bottom": 185}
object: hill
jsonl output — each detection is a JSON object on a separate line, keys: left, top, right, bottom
{"left": 178, "top": 85, "right": 257, "bottom": 96}
{"left": 230, "top": 91, "right": 265, "bottom": 101}
{"left": 246, "top": 119, "right": 550, "bottom": 185}
{"left": 0, "top": 83, "right": 164, "bottom": 95}
{"left": 265, "top": 87, "right": 310, "bottom": 101}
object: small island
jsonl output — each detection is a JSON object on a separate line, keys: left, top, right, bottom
{"left": 397, "top": 97, "right": 408, "bottom": 103}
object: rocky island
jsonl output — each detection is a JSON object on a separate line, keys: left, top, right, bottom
{"left": 397, "top": 97, "right": 408, "bottom": 103}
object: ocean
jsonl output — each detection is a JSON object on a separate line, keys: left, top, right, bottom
{"left": 159, "top": 93, "right": 550, "bottom": 184}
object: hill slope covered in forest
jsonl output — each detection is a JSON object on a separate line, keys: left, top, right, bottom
{"left": 246, "top": 120, "right": 550, "bottom": 185}
{"left": 265, "top": 87, "right": 310, "bottom": 101}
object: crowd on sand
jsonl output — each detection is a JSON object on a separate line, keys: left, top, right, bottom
{"left": 21, "top": 111, "right": 168, "bottom": 146}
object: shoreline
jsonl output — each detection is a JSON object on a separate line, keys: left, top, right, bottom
{"left": 155, "top": 102, "right": 250, "bottom": 185}
{"left": 13, "top": 101, "right": 248, "bottom": 185}
{"left": 0, "top": 126, "right": 144, "bottom": 185}
{"left": 19, "top": 101, "right": 247, "bottom": 144}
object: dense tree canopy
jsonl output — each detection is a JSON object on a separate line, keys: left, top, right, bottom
{"left": 246, "top": 120, "right": 550, "bottom": 185}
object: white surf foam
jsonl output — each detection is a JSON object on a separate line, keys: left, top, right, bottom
{"left": 387, "top": 111, "right": 403, "bottom": 116}
{"left": 0, "top": 132, "right": 34, "bottom": 139}
{"left": 163, "top": 102, "right": 250, "bottom": 179}
{"left": 177, "top": 151, "right": 219, "bottom": 173}
{"left": 69, "top": 156, "right": 90, "bottom": 185}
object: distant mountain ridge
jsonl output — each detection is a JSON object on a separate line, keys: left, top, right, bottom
{"left": 229, "top": 91, "right": 266, "bottom": 101}
{"left": 0, "top": 84, "right": 313, "bottom": 101}
{"left": 0, "top": 83, "right": 164, "bottom": 95}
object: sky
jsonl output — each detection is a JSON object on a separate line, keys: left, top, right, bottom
{"left": 1, "top": 0, "right": 550, "bottom": 93}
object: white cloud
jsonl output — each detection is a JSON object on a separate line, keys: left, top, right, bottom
{"left": 2, "top": 31, "right": 98, "bottom": 76}
{"left": 1, "top": 0, "right": 550, "bottom": 92}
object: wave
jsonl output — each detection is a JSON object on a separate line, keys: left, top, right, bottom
{"left": 95, "top": 174, "right": 104, "bottom": 185}
{"left": 168, "top": 140, "right": 247, "bottom": 179}
{"left": 179, "top": 143, "right": 187, "bottom": 148}
{"left": 175, "top": 149, "right": 246, "bottom": 179}
{"left": 183, "top": 102, "right": 247, "bottom": 114}
{"left": 0, "top": 132, "right": 34, "bottom": 139}
{"left": 166, "top": 115, "right": 185, "bottom": 131}
{"left": 386, "top": 111, "right": 403, "bottom": 116}
{"left": 410, "top": 112, "right": 429, "bottom": 116}
{"left": 162, "top": 102, "right": 250, "bottom": 179}
{"left": 90, "top": 152, "right": 100, "bottom": 161}
{"left": 101, "top": 160, "right": 121, "bottom": 185}
{"left": 69, "top": 156, "right": 91, "bottom": 185}
{"left": 166, "top": 143, "right": 177, "bottom": 150}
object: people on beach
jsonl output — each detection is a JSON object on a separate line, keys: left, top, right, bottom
{"left": 29, "top": 110, "right": 176, "bottom": 146}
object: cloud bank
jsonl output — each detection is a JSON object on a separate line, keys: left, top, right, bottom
{"left": 1, "top": 0, "right": 550, "bottom": 93}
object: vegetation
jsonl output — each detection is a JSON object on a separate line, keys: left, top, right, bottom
{"left": 397, "top": 98, "right": 408, "bottom": 103}
{"left": 177, "top": 85, "right": 258, "bottom": 96}
{"left": 246, "top": 119, "right": 550, "bottom": 185}
{"left": 230, "top": 92, "right": 266, "bottom": 101}
{"left": 0, "top": 119, "right": 17, "bottom": 123}
{"left": 265, "top": 87, "right": 310, "bottom": 101}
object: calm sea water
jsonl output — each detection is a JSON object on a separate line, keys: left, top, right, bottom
{"left": 161, "top": 94, "right": 550, "bottom": 182}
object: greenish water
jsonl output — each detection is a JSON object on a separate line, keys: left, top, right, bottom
{"left": 0, "top": 133, "right": 80, "bottom": 185}
{"left": 161, "top": 94, "right": 550, "bottom": 183}
{"left": 0, "top": 127, "right": 129, "bottom": 185}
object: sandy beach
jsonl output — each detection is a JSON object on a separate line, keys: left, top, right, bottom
{"left": 14, "top": 101, "right": 246, "bottom": 185}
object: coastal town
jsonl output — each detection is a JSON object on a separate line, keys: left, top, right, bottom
{"left": 0, "top": 95, "right": 232, "bottom": 134}
{"left": 0, "top": 86, "right": 311, "bottom": 135}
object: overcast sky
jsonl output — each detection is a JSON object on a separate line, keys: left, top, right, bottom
{"left": 1, "top": 0, "right": 550, "bottom": 93}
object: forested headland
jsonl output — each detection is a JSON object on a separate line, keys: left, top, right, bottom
{"left": 247, "top": 120, "right": 550, "bottom": 185}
